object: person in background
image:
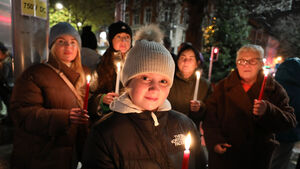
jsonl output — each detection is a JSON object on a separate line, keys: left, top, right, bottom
{"left": 88, "top": 21, "right": 132, "bottom": 120}
{"left": 271, "top": 57, "right": 300, "bottom": 169}
{"left": 82, "top": 24, "right": 206, "bottom": 169}
{"left": 163, "top": 36, "right": 177, "bottom": 63}
{"left": 10, "top": 22, "right": 89, "bottom": 169}
{"left": 0, "top": 42, "right": 13, "bottom": 107}
{"left": 203, "top": 44, "right": 296, "bottom": 169}
{"left": 80, "top": 25, "right": 101, "bottom": 71}
{"left": 168, "top": 43, "right": 211, "bottom": 166}
{"left": 168, "top": 43, "right": 212, "bottom": 128}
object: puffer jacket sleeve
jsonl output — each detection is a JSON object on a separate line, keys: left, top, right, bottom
{"left": 82, "top": 126, "right": 114, "bottom": 169}
{"left": 190, "top": 119, "right": 208, "bottom": 169}
{"left": 10, "top": 67, "right": 70, "bottom": 137}
{"left": 254, "top": 80, "right": 296, "bottom": 132}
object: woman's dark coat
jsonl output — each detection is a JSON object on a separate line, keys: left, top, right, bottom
{"left": 10, "top": 57, "right": 89, "bottom": 169}
{"left": 275, "top": 57, "right": 300, "bottom": 142}
{"left": 168, "top": 71, "right": 212, "bottom": 126}
{"left": 88, "top": 47, "right": 124, "bottom": 120}
{"left": 203, "top": 70, "right": 296, "bottom": 169}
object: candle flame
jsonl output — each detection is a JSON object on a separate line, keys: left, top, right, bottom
{"left": 86, "top": 75, "right": 91, "bottom": 83}
{"left": 117, "top": 62, "right": 121, "bottom": 72}
{"left": 185, "top": 132, "right": 192, "bottom": 150}
{"left": 195, "top": 71, "right": 201, "bottom": 79}
{"left": 263, "top": 68, "right": 269, "bottom": 77}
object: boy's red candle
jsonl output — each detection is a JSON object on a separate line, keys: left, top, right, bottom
{"left": 182, "top": 132, "right": 191, "bottom": 169}
{"left": 258, "top": 69, "right": 269, "bottom": 100}
{"left": 83, "top": 75, "right": 91, "bottom": 110}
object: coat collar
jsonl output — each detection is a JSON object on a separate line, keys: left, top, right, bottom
{"left": 175, "top": 70, "right": 196, "bottom": 82}
{"left": 224, "top": 69, "right": 275, "bottom": 92}
{"left": 47, "top": 56, "right": 80, "bottom": 85}
{"left": 110, "top": 92, "right": 172, "bottom": 114}
{"left": 222, "top": 69, "right": 275, "bottom": 116}
{"left": 110, "top": 92, "right": 172, "bottom": 127}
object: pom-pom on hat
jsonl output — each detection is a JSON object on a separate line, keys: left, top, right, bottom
{"left": 121, "top": 24, "right": 175, "bottom": 86}
{"left": 49, "top": 22, "right": 81, "bottom": 49}
{"left": 108, "top": 21, "right": 132, "bottom": 47}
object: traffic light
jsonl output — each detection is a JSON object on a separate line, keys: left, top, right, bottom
{"left": 212, "top": 47, "right": 219, "bottom": 61}
{"left": 208, "top": 46, "right": 220, "bottom": 81}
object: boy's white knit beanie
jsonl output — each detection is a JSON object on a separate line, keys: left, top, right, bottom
{"left": 121, "top": 24, "right": 175, "bottom": 86}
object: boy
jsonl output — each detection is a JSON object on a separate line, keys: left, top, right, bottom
{"left": 82, "top": 25, "right": 206, "bottom": 169}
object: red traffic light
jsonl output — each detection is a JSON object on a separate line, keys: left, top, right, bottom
{"left": 213, "top": 47, "right": 219, "bottom": 54}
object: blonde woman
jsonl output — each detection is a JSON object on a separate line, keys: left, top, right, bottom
{"left": 10, "top": 22, "right": 90, "bottom": 169}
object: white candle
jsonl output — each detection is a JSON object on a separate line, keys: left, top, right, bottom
{"left": 193, "top": 70, "right": 201, "bottom": 100}
{"left": 115, "top": 62, "right": 121, "bottom": 94}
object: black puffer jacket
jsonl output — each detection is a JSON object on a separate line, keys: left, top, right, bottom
{"left": 82, "top": 94, "right": 206, "bottom": 169}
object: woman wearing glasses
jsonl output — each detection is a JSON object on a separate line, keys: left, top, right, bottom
{"left": 10, "top": 22, "right": 89, "bottom": 169}
{"left": 88, "top": 21, "right": 132, "bottom": 121}
{"left": 203, "top": 44, "right": 296, "bottom": 169}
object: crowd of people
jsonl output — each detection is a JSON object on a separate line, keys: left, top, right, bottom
{"left": 1, "top": 20, "right": 298, "bottom": 169}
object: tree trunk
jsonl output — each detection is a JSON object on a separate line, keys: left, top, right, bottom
{"left": 185, "top": 0, "right": 208, "bottom": 51}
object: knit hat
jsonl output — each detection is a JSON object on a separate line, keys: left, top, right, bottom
{"left": 81, "top": 25, "right": 98, "bottom": 50}
{"left": 49, "top": 22, "right": 81, "bottom": 49}
{"left": 121, "top": 24, "right": 175, "bottom": 86}
{"left": 108, "top": 21, "right": 132, "bottom": 46}
{"left": 177, "top": 43, "right": 204, "bottom": 67}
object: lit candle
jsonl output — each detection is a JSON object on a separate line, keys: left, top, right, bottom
{"left": 182, "top": 132, "right": 191, "bottom": 169}
{"left": 193, "top": 70, "right": 201, "bottom": 100}
{"left": 258, "top": 68, "right": 269, "bottom": 100}
{"left": 115, "top": 62, "right": 121, "bottom": 94}
{"left": 83, "top": 75, "right": 91, "bottom": 110}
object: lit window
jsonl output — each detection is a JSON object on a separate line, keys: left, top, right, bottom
{"left": 145, "top": 8, "right": 152, "bottom": 23}
{"left": 134, "top": 13, "right": 139, "bottom": 25}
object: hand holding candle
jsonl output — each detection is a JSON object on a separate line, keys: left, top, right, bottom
{"left": 258, "top": 68, "right": 269, "bottom": 100}
{"left": 182, "top": 132, "right": 191, "bottom": 169}
{"left": 83, "top": 75, "right": 91, "bottom": 110}
{"left": 193, "top": 70, "right": 201, "bottom": 101}
{"left": 115, "top": 62, "right": 121, "bottom": 94}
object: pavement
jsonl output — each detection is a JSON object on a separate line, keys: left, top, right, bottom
{"left": 0, "top": 144, "right": 11, "bottom": 169}
{"left": 289, "top": 141, "right": 300, "bottom": 169}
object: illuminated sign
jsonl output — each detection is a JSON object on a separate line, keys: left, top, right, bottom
{"left": 21, "top": 0, "right": 47, "bottom": 20}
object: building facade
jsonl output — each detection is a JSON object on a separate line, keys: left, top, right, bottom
{"left": 115, "top": 0, "right": 189, "bottom": 54}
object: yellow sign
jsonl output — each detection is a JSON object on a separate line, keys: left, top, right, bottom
{"left": 36, "top": 0, "right": 47, "bottom": 19}
{"left": 21, "top": 0, "right": 35, "bottom": 16}
{"left": 21, "top": 0, "right": 47, "bottom": 20}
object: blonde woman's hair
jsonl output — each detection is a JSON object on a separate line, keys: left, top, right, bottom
{"left": 236, "top": 44, "right": 264, "bottom": 61}
{"left": 50, "top": 43, "right": 86, "bottom": 97}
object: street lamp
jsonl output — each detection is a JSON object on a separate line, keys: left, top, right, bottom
{"left": 275, "top": 56, "right": 282, "bottom": 63}
{"left": 55, "top": 2, "right": 63, "bottom": 10}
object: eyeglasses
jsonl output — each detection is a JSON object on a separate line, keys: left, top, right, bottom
{"left": 236, "top": 58, "right": 261, "bottom": 65}
{"left": 114, "top": 35, "right": 131, "bottom": 42}
{"left": 55, "top": 39, "right": 78, "bottom": 47}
